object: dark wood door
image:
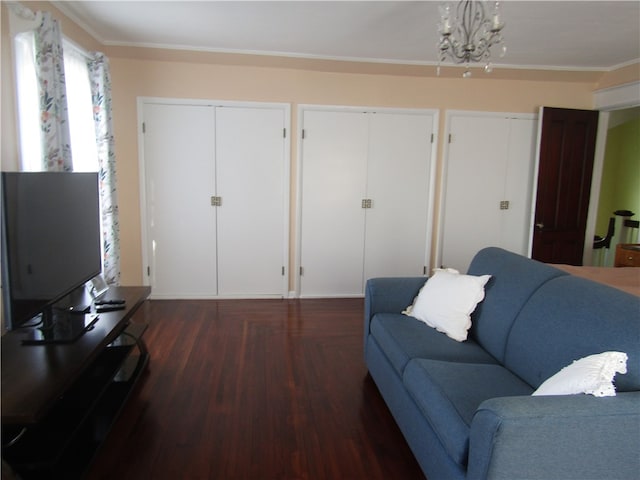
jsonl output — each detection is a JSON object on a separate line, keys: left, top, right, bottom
{"left": 532, "top": 107, "right": 599, "bottom": 265}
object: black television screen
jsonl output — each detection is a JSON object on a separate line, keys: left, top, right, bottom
{"left": 1, "top": 172, "right": 102, "bottom": 333}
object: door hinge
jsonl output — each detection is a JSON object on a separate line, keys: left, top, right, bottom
{"left": 430, "top": 133, "right": 434, "bottom": 143}
{"left": 211, "top": 196, "right": 222, "bottom": 206}
{"left": 448, "top": 133, "right": 453, "bottom": 143}
{"left": 142, "top": 122, "right": 146, "bottom": 134}
{"left": 283, "top": 128, "right": 286, "bottom": 138}
{"left": 301, "top": 129, "right": 306, "bottom": 139}
{"left": 300, "top": 266, "right": 304, "bottom": 276}
{"left": 423, "top": 266, "right": 427, "bottom": 275}
{"left": 282, "top": 266, "right": 285, "bottom": 276}
{"left": 147, "top": 266, "right": 150, "bottom": 276}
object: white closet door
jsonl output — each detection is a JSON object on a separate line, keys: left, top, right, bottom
{"left": 364, "top": 113, "right": 433, "bottom": 280}
{"left": 215, "top": 106, "right": 286, "bottom": 296}
{"left": 441, "top": 116, "right": 510, "bottom": 272}
{"left": 143, "top": 103, "right": 217, "bottom": 297}
{"left": 300, "top": 110, "right": 369, "bottom": 296}
{"left": 441, "top": 114, "right": 536, "bottom": 272}
{"left": 501, "top": 118, "right": 537, "bottom": 254}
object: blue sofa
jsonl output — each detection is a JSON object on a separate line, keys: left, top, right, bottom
{"left": 364, "top": 247, "right": 640, "bottom": 480}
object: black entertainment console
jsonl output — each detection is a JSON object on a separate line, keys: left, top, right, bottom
{"left": 1, "top": 286, "right": 151, "bottom": 479}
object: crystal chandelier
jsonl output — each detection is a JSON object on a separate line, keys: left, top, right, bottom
{"left": 437, "top": 1, "right": 507, "bottom": 77}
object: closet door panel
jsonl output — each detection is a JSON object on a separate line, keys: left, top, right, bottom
{"left": 215, "top": 106, "right": 286, "bottom": 296}
{"left": 441, "top": 116, "right": 509, "bottom": 272}
{"left": 501, "top": 118, "right": 537, "bottom": 255}
{"left": 300, "top": 111, "right": 368, "bottom": 296}
{"left": 364, "top": 113, "right": 433, "bottom": 280}
{"left": 143, "top": 103, "right": 217, "bottom": 297}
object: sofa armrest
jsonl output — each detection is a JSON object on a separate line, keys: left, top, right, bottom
{"left": 364, "top": 277, "right": 426, "bottom": 319}
{"left": 364, "top": 277, "right": 426, "bottom": 357}
{"left": 467, "top": 392, "right": 640, "bottom": 480}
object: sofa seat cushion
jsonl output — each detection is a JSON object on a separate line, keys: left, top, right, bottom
{"left": 403, "top": 358, "right": 534, "bottom": 466}
{"left": 370, "top": 313, "right": 498, "bottom": 376}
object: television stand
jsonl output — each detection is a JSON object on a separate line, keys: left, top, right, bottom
{"left": 1, "top": 286, "right": 151, "bottom": 478}
{"left": 21, "top": 312, "right": 100, "bottom": 345}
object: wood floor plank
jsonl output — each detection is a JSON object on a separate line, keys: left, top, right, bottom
{"left": 86, "top": 299, "right": 425, "bottom": 479}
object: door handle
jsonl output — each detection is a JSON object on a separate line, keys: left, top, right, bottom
{"left": 535, "top": 223, "right": 544, "bottom": 229}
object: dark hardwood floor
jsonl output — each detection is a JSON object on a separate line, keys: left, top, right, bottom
{"left": 86, "top": 298, "right": 425, "bottom": 480}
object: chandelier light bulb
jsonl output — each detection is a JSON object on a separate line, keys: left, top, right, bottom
{"left": 439, "top": 4, "right": 453, "bottom": 35}
{"left": 491, "top": 2, "right": 504, "bottom": 31}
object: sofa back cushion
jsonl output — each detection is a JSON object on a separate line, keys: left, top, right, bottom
{"left": 504, "top": 276, "right": 640, "bottom": 391}
{"left": 467, "top": 247, "right": 567, "bottom": 362}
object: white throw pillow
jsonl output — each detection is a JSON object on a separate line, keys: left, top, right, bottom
{"left": 532, "top": 351, "right": 628, "bottom": 397}
{"left": 403, "top": 268, "right": 491, "bottom": 342}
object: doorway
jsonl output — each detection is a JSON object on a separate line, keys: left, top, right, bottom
{"left": 592, "top": 106, "right": 640, "bottom": 266}
{"left": 558, "top": 81, "right": 640, "bottom": 266}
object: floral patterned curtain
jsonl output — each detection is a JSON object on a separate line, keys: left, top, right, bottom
{"left": 31, "top": 9, "right": 121, "bottom": 284}
{"left": 88, "top": 53, "right": 121, "bottom": 285}
{"left": 34, "top": 12, "right": 72, "bottom": 171}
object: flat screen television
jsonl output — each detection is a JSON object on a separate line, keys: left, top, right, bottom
{"left": 1, "top": 171, "right": 102, "bottom": 343}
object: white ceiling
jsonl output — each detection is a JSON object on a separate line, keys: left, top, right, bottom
{"left": 53, "top": 1, "right": 640, "bottom": 71}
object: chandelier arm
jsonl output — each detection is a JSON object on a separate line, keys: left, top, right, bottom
{"left": 440, "top": 35, "right": 468, "bottom": 63}
{"left": 459, "top": 1, "right": 473, "bottom": 44}
{"left": 466, "top": 1, "right": 487, "bottom": 49}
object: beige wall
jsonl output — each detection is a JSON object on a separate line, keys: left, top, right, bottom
{"left": 596, "top": 63, "right": 640, "bottom": 90}
{"left": 110, "top": 55, "right": 600, "bottom": 287}
{"left": 2, "top": 2, "right": 639, "bottom": 290}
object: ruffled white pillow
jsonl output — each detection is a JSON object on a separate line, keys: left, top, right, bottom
{"left": 403, "top": 268, "right": 491, "bottom": 342}
{"left": 532, "top": 351, "right": 628, "bottom": 397}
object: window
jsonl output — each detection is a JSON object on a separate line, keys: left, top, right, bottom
{"left": 14, "top": 32, "right": 40, "bottom": 172}
{"left": 63, "top": 42, "right": 99, "bottom": 173}
{"left": 13, "top": 33, "right": 99, "bottom": 173}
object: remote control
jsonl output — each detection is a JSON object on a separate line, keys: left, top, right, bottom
{"left": 95, "top": 304, "right": 126, "bottom": 313}
{"left": 95, "top": 299, "right": 126, "bottom": 306}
